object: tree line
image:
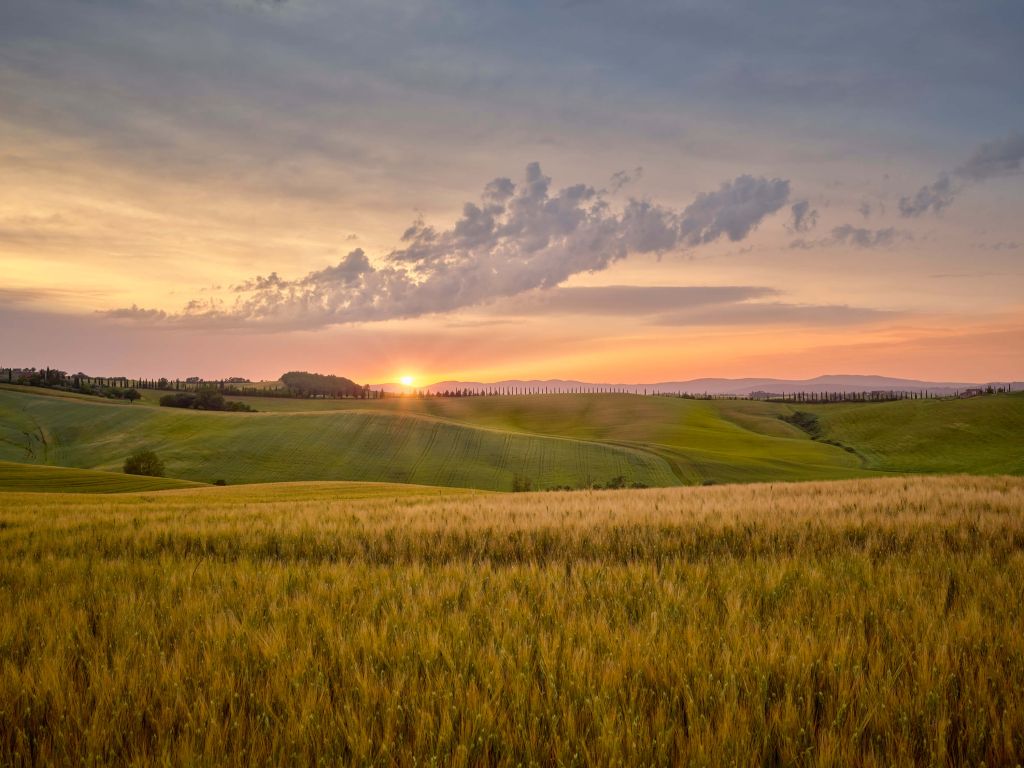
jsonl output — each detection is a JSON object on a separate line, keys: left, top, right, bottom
{"left": 3, "top": 365, "right": 1015, "bottom": 404}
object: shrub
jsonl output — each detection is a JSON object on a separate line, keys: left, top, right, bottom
{"left": 779, "top": 410, "right": 822, "bottom": 439}
{"left": 159, "top": 391, "right": 255, "bottom": 412}
{"left": 194, "top": 390, "right": 226, "bottom": 411}
{"left": 123, "top": 449, "right": 165, "bottom": 477}
{"left": 160, "top": 392, "right": 197, "bottom": 409}
{"left": 511, "top": 474, "right": 532, "bottom": 492}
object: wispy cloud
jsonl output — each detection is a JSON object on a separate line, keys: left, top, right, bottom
{"left": 654, "top": 302, "right": 895, "bottom": 327}
{"left": 790, "top": 225, "right": 910, "bottom": 250}
{"left": 789, "top": 200, "right": 818, "bottom": 232}
{"left": 489, "top": 285, "right": 779, "bottom": 316}
{"left": 899, "top": 133, "right": 1024, "bottom": 217}
{"left": 98, "top": 304, "right": 169, "bottom": 322}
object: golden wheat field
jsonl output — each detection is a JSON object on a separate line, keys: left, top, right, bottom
{"left": 1, "top": 476, "right": 1023, "bottom": 766}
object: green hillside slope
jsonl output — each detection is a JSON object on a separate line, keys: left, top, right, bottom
{"left": 231, "top": 393, "right": 869, "bottom": 483}
{"left": 805, "top": 393, "right": 1024, "bottom": 475}
{"left": 3, "top": 387, "right": 1019, "bottom": 490}
{"left": 0, "top": 460, "right": 205, "bottom": 493}
{"left": 0, "top": 390, "right": 677, "bottom": 490}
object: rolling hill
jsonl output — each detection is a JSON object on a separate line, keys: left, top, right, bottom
{"left": 807, "top": 394, "right": 1024, "bottom": 475}
{"left": 1, "top": 386, "right": 1020, "bottom": 491}
{"left": 0, "top": 389, "right": 678, "bottom": 490}
{"left": 0, "top": 460, "right": 205, "bottom": 493}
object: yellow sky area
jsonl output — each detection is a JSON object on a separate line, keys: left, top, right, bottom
{"left": 345, "top": 309, "right": 1024, "bottom": 384}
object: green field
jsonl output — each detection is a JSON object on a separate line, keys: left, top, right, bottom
{"left": 1, "top": 385, "right": 1021, "bottom": 490}
{"left": 0, "top": 389, "right": 678, "bottom": 490}
{"left": 807, "top": 394, "right": 1024, "bottom": 475}
{"left": 1, "top": 476, "right": 1022, "bottom": 765}
{"left": 0, "top": 460, "right": 205, "bottom": 493}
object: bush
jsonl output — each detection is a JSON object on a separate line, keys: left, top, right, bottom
{"left": 779, "top": 411, "right": 821, "bottom": 439}
{"left": 213, "top": 479, "right": 227, "bottom": 486}
{"left": 160, "top": 392, "right": 197, "bottom": 409}
{"left": 195, "top": 390, "right": 226, "bottom": 411}
{"left": 511, "top": 474, "right": 532, "bottom": 492}
{"left": 123, "top": 449, "right": 165, "bottom": 477}
{"left": 159, "top": 391, "right": 255, "bottom": 412}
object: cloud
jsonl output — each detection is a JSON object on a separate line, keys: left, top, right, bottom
{"left": 679, "top": 175, "right": 790, "bottom": 245}
{"left": 900, "top": 132, "right": 1024, "bottom": 217}
{"left": 0, "top": 286, "right": 108, "bottom": 306}
{"left": 478, "top": 284, "right": 893, "bottom": 330}
{"left": 858, "top": 200, "right": 884, "bottom": 219}
{"left": 790, "top": 225, "right": 910, "bottom": 249}
{"left": 830, "top": 225, "right": 906, "bottom": 248}
{"left": 490, "top": 285, "right": 779, "bottom": 316}
{"left": 975, "top": 241, "right": 1020, "bottom": 251}
{"left": 898, "top": 174, "right": 957, "bottom": 217}
{"left": 654, "top": 302, "right": 895, "bottom": 327}
{"left": 789, "top": 200, "right": 818, "bottom": 232}
{"left": 608, "top": 167, "right": 643, "bottom": 193}
{"left": 97, "top": 304, "right": 169, "bottom": 322}
{"left": 954, "top": 133, "right": 1024, "bottom": 181}
{"left": 107, "top": 163, "right": 792, "bottom": 331}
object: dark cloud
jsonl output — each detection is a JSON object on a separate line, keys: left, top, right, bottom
{"left": 679, "top": 175, "right": 790, "bottom": 245}
{"left": 789, "top": 200, "right": 818, "bottom": 232}
{"left": 791, "top": 225, "right": 910, "bottom": 249}
{"left": 300, "top": 249, "right": 372, "bottom": 286}
{"left": 900, "top": 133, "right": 1024, "bottom": 217}
{"left": 111, "top": 163, "right": 792, "bottom": 331}
{"left": 608, "top": 167, "right": 643, "bottom": 193}
{"left": 954, "top": 133, "right": 1024, "bottom": 181}
{"left": 830, "top": 225, "right": 906, "bottom": 248}
{"left": 857, "top": 200, "right": 884, "bottom": 219}
{"left": 976, "top": 241, "right": 1020, "bottom": 251}
{"left": 898, "top": 174, "right": 957, "bottom": 217}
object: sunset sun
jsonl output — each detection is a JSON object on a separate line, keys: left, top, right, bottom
{"left": 399, "top": 375, "right": 414, "bottom": 387}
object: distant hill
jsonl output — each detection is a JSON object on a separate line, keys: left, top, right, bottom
{"left": 373, "top": 375, "right": 1021, "bottom": 396}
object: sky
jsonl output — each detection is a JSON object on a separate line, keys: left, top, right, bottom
{"left": 1, "top": 0, "right": 1022, "bottom": 384}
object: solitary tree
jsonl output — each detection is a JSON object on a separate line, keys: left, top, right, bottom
{"left": 123, "top": 449, "right": 165, "bottom": 477}
{"left": 125, "top": 388, "right": 141, "bottom": 404}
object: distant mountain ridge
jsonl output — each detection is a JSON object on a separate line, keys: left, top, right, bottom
{"left": 372, "top": 375, "right": 1021, "bottom": 396}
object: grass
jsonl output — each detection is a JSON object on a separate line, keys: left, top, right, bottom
{"left": 2, "top": 386, "right": 1021, "bottom": 490}
{"left": 0, "top": 389, "right": 677, "bottom": 490}
{"left": 0, "top": 460, "right": 205, "bottom": 493}
{"left": 807, "top": 392, "right": 1024, "bottom": 475}
{"left": 184, "top": 390, "right": 1024, "bottom": 481}
{"left": 0, "top": 475, "right": 1021, "bottom": 765}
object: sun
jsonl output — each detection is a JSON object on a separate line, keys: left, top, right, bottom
{"left": 399, "top": 375, "right": 414, "bottom": 387}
